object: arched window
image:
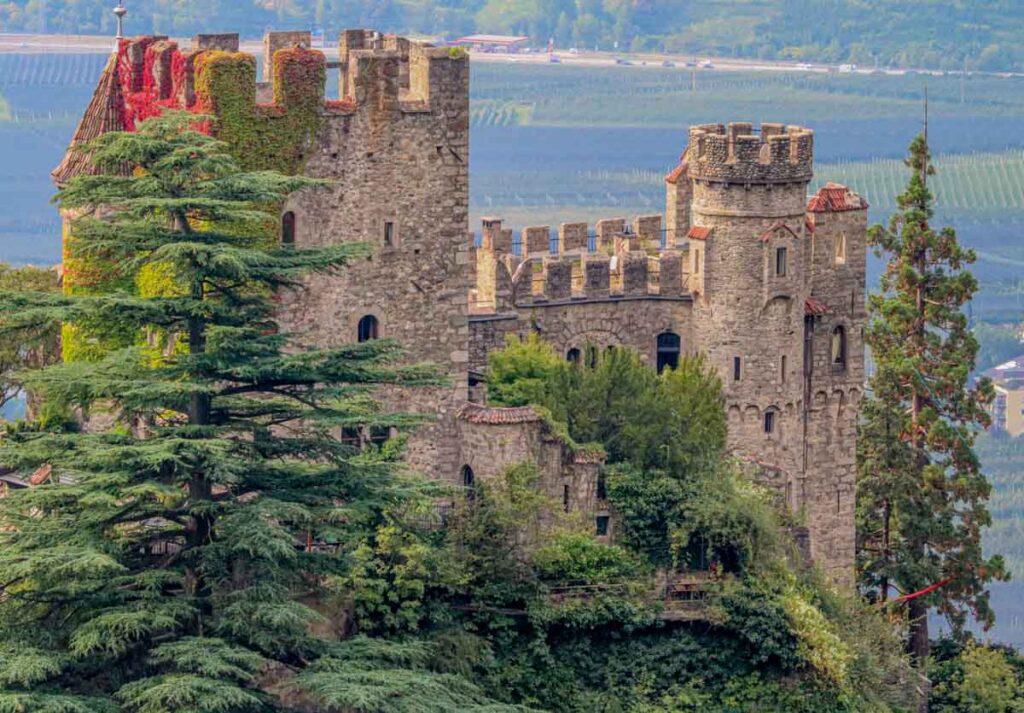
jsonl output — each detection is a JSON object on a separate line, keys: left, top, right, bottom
{"left": 831, "top": 326, "right": 846, "bottom": 369}
{"left": 566, "top": 348, "right": 581, "bottom": 366}
{"left": 357, "top": 315, "right": 379, "bottom": 343}
{"left": 656, "top": 332, "right": 681, "bottom": 374}
{"left": 281, "top": 211, "right": 296, "bottom": 246}
{"left": 460, "top": 465, "right": 475, "bottom": 489}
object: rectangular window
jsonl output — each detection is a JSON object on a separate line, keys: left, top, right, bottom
{"left": 596, "top": 516, "right": 610, "bottom": 537}
{"left": 781, "top": 355, "right": 787, "bottom": 383}
{"left": 691, "top": 246, "right": 701, "bottom": 274}
{"left": 775, "top": 246, "right": 787, "bottom": 276}
{"left": 733, "top": 356, "right": 742, "bottom": 382}
{"left": 596, "top": 473, "right": 607, "bottom": 501}
{"left": 835, "top": 233, "right": 846, "bottom": 265}
{"left": 563, "top": 485, "right": 571, "bottom": 513}
{"left": 383, "top": 221, "right": 395, "bottom": 246}
{"left": 764, "top": 411, "right": 775, "bottom": 434}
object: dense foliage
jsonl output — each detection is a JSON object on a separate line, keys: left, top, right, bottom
{"left": 0, "top": 112, "right": 521, "bottom": 712}
{"left": 929, "top": 637, "right": 1024, "bottom": 712}
{"left": 0, "top": 263, "right": 58, "bottom": 416}
{"left": 857, "top": 133, "right": 1008, "bottom": 661}
{"left": 2, "top": 0, "right": 1024, "bottom": 71}
{"left": 479, "top": 335, "right": 912, "bottom": 710}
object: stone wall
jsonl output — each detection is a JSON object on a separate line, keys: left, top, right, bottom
{"left": 277, "top": 34, "right": 471, "bottom": 482}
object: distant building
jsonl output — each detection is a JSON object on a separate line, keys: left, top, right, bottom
{"left": 452, "top": 34, "right": 530, "bottom": 52}
{"left": 985, "top": 356, "right": 1024, "bottom": 436}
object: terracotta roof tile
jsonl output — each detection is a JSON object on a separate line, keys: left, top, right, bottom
{"left": 29, "top": 464, "right": 53, "bottom": 486}
{"left": 805, "top": 296, "right": 829, "bottom": 316}
{"left": 807, "top": 182, "right": 869, "bottom": 213}
{"left": 687, "top": 226, "right": 712, "bottom": 240}
{"left": 52, "top": 53, "right": 127, "bottom": 186}
{"left": 665, "top": 161, "right": 688, "bottom": 184}
{"left": 457, "top": 402, "right": 542, "bottom": 425}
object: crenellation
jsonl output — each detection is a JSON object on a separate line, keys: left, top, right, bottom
{"left": 621, "top": 251, "right": 649, "bottom": 296}
{"left": 596, "top": 217, "right": 625, "bottom": 252}
{"left": 583, "top": 253, "right": 611, "bottom": 298}
{"left": 687, "top": 122, "right": 814, "bottom": 184}
{"left": 543, "top": 257, "right": 573, "bottom": 301}
{"left": 559, "top": 222, "right": 589, "bottom": 253}
{"left": 193, "top": 33, "right": 240, "bottom": 52}
{"left": 524, "top": 226, "right": 551, "bottom": 255}
{"left": 264, "top": 31, "right": 311, "bottom": 81}
{"left": 634, "top": 214, "right": 662, "bottom": 248}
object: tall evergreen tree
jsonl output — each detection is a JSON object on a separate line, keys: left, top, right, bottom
{"left": 0, "top": 111, "right": 518, "bottom": 712}
{"left": 857, "top": 133, "right": 1007, "bottom": 662}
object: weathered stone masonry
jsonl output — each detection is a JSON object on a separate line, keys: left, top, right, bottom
{"left": 57, "top": 30, "right": 866, "bottom": 585}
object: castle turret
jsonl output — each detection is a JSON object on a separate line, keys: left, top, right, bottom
{"left": 684, "top": 122, "right": 819, "bottom": 554}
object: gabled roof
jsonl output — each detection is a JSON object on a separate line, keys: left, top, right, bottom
{"left": 758, "top": 221, "right": 800, "bottom": 242}
{"left": 687, "top": 226, "right": 712, "bottom": 240}
{"left": 52, "top": 52, "right": 126, "bottom": 186}
{"left": 665, "top": 161, "right": 688, "bottom": 185}
{"left": 807, "top": 182, "right": 869, "bottom": 213}
{"left": 805, "top": 296, "right": 829, "bottom": 316}
{"left": 457, "top": 402, "right": 542, "bottom": 425}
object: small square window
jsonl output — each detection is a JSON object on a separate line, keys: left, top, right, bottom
{"left": 596, "top": 516, "right": 610, "bottom": 537}
{"left": 775, "top": 246, "right": 787, "bottom": 277}
{"left": 764, "top": 411, "right": 776, "bottom": 434}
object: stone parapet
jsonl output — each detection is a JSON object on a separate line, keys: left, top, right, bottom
{"left": 686, "top": 122, "right": 813, "bottom": 185}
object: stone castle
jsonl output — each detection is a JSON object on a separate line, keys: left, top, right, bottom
{"left": 55, "top": 29, "right": 867, "bottom": 583}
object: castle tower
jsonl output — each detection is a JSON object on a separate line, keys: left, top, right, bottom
{"left": 684, "top": 122, "right": 850, "bottom": 577}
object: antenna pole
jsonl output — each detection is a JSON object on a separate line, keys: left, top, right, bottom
{"left": 114, "top": 2, "right": 127, "bottom": 40}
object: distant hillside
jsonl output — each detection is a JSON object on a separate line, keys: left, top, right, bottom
{"left": 1, "top": 0, "right": 1022, "bottom": 72}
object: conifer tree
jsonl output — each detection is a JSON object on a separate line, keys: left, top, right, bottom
{"left": 857, "top": 134, "right": 1007, "bottom": 662}
{"left": 0, "top": 111, "right": 518, "bottom": 712}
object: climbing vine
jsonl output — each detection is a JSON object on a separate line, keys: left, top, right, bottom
{"left": 195, "top": 47, "right": 326, "bottom": 175}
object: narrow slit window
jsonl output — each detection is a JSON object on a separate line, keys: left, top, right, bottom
{"left": 781, "top": 355, "right": 787, "bottom": 383}
{"left": 733, "top": 356, "right": 742, "bottom": 382}
{"left": 384, "top": 220, "right": 395, "bottom": 246}
{"left": 764, "top": 410, "right": 776, "bottom": 434}
{"left": 281, "top": 211, "right": 295, "bottom": 246}
{"left": 461, "top": 465, "right": 475, "bottom": 500}
{"left": 775, "top": 246, "right": 787, "bottom": 276}
{"left": 831, "top": 326, "right": 846, "bottom": 368}
{"left": 563, "top": 485, "right": 571, "bottom": 513}
{"left": 835, "top": 233, "right": 846, "bottom": 265}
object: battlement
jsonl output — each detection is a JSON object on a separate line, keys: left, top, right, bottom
{"left": 107, "top": 29, "right": 464, "bottom": 130}
{"left": 509, "top": 250, "right": 689, "bottom": 306}
{"left": 478, "top": 215, "right": 673, "bottom": 258}
{"left": 686, "top": 122, "right": 813, "bottom": 185}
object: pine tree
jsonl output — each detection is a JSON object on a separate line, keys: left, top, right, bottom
{"left": 0, "top": 111, "right": 519, "bottom": 712}
{"left": 857, "top": 134, "right": 1007, "bottom": 662}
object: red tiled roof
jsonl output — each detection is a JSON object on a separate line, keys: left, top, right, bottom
{"left": 805, "top": 296, "right": 829, "bottom": 316}
{"left": 665, "top": 161, "right": 688, "bottom": 184}
{"left": 52, "top": 52, "right": 127, "bottom": 186}
{"left": 758, "top": 221, "right": 800, "bottom": 242}
{"left": 807, "top": 182, "right": 869, "bottom": 213}
{"left": 687, "top": 226, "right": 712, "bottom": 240}
{"left": 29, "top": 464, "right": 53, "bottom": 486}
{"left": 457, "top": 402, "right": 542, "bottom": 425}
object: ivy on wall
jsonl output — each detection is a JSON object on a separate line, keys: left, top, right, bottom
{"left": 63, "top": 41, "right": 333, "bottom": 362}
{"left": 195, "top": 47, "right": 327, "bottom": 175}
